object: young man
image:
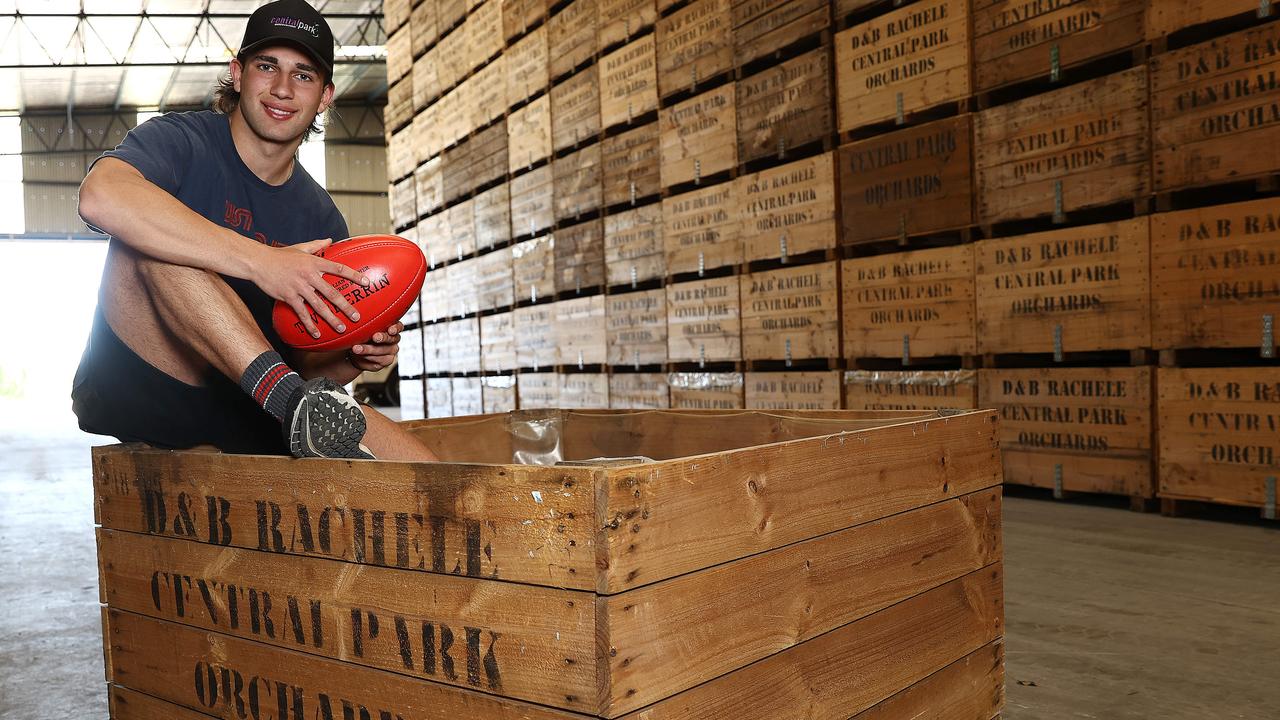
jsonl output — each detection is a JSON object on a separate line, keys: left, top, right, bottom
{"left": 72, "top": 0, "right": 438, "bottom": 462}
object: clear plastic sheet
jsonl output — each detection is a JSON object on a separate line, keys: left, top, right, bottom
{"left": 506, "top": 410, "right": 564, "bottom": 466}
{"left": 667, "top": 372, "right": 744, "bottom": 390}
{"left": 843, "top": 369, "right": 977, "bottom": 386}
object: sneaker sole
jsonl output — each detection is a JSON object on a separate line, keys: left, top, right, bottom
{"left": 289, "top": 388, "right": 374, "bottom": 459}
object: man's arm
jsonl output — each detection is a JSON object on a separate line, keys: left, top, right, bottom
{"left": 79, "top": 158, "right": 369, "bottom": 337}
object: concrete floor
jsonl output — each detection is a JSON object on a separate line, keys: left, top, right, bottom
{"left": 1, "top": 407, "right": 1277, "bottom": 720}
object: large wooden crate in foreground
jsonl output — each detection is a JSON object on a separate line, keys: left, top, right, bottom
{"left": 97, "top": 409, "right": 1004, "bottom": 719}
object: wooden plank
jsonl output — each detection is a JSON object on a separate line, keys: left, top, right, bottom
{"left": 515, "top": 303, "right": 559, "bottom": 369}
{"left": 98, "top": 529, "right": 597, "bottom": 710}
{"left": 552, "top": 66, "right": 602, "bottom": 152}
{"left": 506, "top": 25, "right": 550, "bottom": 105}
{"left": 439, "top": 0, "right": 467, "bottom": 37}
{"left": 424, "top": 322, "right": 451, "bottom": 375}
{"left": 1150, "top": 198, "right": 1280, "bottom": 351}
{"left": 475, "top": 246, "right": 514, "bottom": 312}
{"left": 599, "top": 0, "right": 657, "bottom": 49}
{"left": 468, "top": 57, "right": 507, "bottom": 131}
{"left": 401, "top": 375, "right": 427, "bottom": 421}
{"left": 1151, "top": 24, "right": 1280, "bottom": 193}
{"left": 745, "top": 370, "right": 842, "bottom": 409}
{"left": 975, "top": 67, "right": 1150, "bottom": 224}
{"left": 453, "top": 376, "right": 484, "bottom": 416}
{"left": 518, "top": 372, "right": 560, "bottom": 407}
{"left": 559, "top": 373, "right": 611, "bottom": 408}
{"left": 503, "top": 0, "right": 549, "bottom": 43}
{"left": 474, "top": 183, "right": 511, "bottom": 252}
{"left": 448, "top": 317, "right": 482, "bottom": 373}
{"left": 413, "top": 51, "right": 441, "bottom": 110}
{"left": 391, "top": 176, "right": 416, "bottom": 229}
{"left": 554, "top": 218, "right": 607, "bottom": 293}
{"left": 428, "top": 376, "right": 454, "bottom": 418}
{"left": 607, "top": 288, "right": 668, "bottom": 366}
{"left": 387, "top": 26, "right": 413, "bottom": 85}
{"left": 465, "top": 0, "right": 505, "bottom": 71}
{"left": 1146, "top": 0, "right": 1258, "bottom": 40}
{"left": 604, "top": 203, "right": 665, "bottom": 287}
{"left": 447, "top": 200, "right": 478, "bottom": 264}
{"left": 554, "top": 143, "right": 604, "bottom": 221}
{"left": 388, "top": 125, "right": 414, "bottom": 183}
{"left": 92, "top": 447, "right": 600, "bottom": 590}
{"left": 980, "top": 367, "right": 1154, "bottom": 498}
{"left": 668, "top": 372, "right": 744, "bottom": 408}
{"left": 481, "top": 311, "right": 517, "bottom": 374}
{"left": 1157, "top": 367, "right": 1280, "bottom": 508}
{"left": 738, "top": 151, "right": 838, "bottom": 263}
{"left": 482, "top": 375, "right": 519, "bottom": 413}
{"left": 109, "top": 685, "right": 215, "bottom": 720}
{"left": 386, "top": 77, "right": 414, "bottom": 133}
{"left": 850, "top": 641, "right": 1004, "bottom": 720}
{"left": 660, "top": 83, "right": 737, "bottom": 188}
{"left": 741, "top": 262, "right": 840, "bottom": 361}
{"left": 386, "top": 0, "right": 412, "bottom": 35}
{"left": 844, "top": 370, "right": 979, "bottom": 411}
{"left": 411, "top": 0, "right": 439, "bottom": 58}
{"left": 103, "top": 609, "right": 589, "bottom": 720}
{"left": 602, "top": 121, "right": 661, "bottom": 207}
{"left": 731, "top": 0, "right": 830, "bottom": 67}
{"left": 418, "top": 213, "right": 451, "bottom": 271}
{"left": 420, "top": 264, "right": 448, "bottom": 324}
{"left": 510, "top": 165, "right": 555, "bottom": 238}
{"left": 600, "top": 34, "right": 659, "bottom": 129}
{"left": 666, "top": 275, "right": 743, "bottom": 362}
{"left": 441, "top": 139, "right": 473, "bottom": 204}
{"left": 842, "top": 244, "right": 976, "bottom": 360}
{"left": 549, "top": 0, "right": 598, "bottom": 79}
{"left": 556, "top": 295, "right": 609, "bottom": 366}
{"left": 400, "top": 326, "right": 426, "bottom": 377}
{"left": 511, "top": 234, "right": 556, "bottom": 304}
{"left": 975, "top": 217, "right": 1152, "bottom": 354}
{"left": 973, "top": 0, "right": 1144, "bottom": 92}
{"left": 469, "top": 120, "right": 510, "bottom": 191}
{"left": 414, "top": 157, "right": 445, "bottom": 217}
{"left": 510, "top": 96, "right": 553, "bottom": 174}
{"left": 663, "top": 181, "right": 740, "bottom": 275}
{"left": 736, "top": 46, "right": 833, "bottom": 164}
{"left": 609, "top": 373, "right": 671, "bottom": 408}
{"left": 656, "top": 0, "right": 734, "bottom": 98}
{"left": 602, "top": 491, "right": 1001, "bottom": 713}
{"left": 446, "top": 254, "right": 480, "bottom": 320}
{"left": 835, "top": 0, "right": 971, "bottom": 132}
{"left": 839, "top": 114, "right": 974, "bottom": 245}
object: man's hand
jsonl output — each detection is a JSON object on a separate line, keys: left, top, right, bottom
{"left": 291, "top": 323, "right": 403, "bottom": 386}
{"left": 250, "top": 238, "right": 371, "bottom": 338}
{"left": 348, "top": 323, "right": 403, "bottom": 373}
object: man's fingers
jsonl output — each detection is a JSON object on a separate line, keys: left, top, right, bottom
{"left": 322, "top": 258, "right": 371, "bottom": 288}
{"left": 287, "top": 298, "right": 321, "bottom": 338}
{"left": 313, "top": 275, "right": 362, "bottom": 323}
{"left": 294, "top": 238, "right": 332, "bottom": 255}
{"left": 305, "top": 288, "right": 349, "bottom": 334}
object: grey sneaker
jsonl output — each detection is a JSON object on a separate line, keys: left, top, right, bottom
{"left": 283, "top": 378, "right": 375, "bottom": 459}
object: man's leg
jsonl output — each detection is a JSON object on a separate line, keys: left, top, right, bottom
{"left": 360, "top": 407, "right": 440, "bottom": 462}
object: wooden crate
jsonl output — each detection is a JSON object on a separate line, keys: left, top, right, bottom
{"left": 423, "top": 321, "right": 450, "bottom": 374}
{"left": 667, "top": 275, "right": 743, "bottom": 362}
{"left": 839, "top": 114, "right": 974, "bottom": 246}
{"left": 663, "top": 181, "right": 740, "bottom": 276}
{"left": 481, "top": 374, "right": 518, "bottom": 413}
{"left": 602, "top": 121, "right": 661, "bottom": 207}
{"left": 447, "top": 200, "right": 478, "bottom": 263}
{"left": 1151, "top": 23, "right": 1280, "bottom": 194}
{"left": 390, "top": 175, "right": 416, "bottom": 229}
{"left": 509, "top": 94, "right": 553, "bottom": 173}
{"left": 481, "top": 311, "right": 517, "bottom": 373}
{"left": 511, "top": 234, "right": 556, "bottom": 304}
{"left": 420, "top": 266, "right": 449, "bottom": 324}
{"left": 600, "top": 34, "right": 659, "bottom": 130}
{"left": 975, "top": 218, "right": 1151, "bottom": 355}
{"left": 746, "top": 370, "right": 843, "bottom": 409}
{"left": 399, "top": 325, "right": 426, "bottom": 377}
{"left": 607, "top": 287, "right": 668, "bottom": 366}
{"left": 559, "top": 372, "right": 611, "bottom": 407}
{"left": 387, "top": 25, "right": 412, "bottom": 85}
{"left": 973, "top": 0, "right": 1145, "bottom": 93}
{"left": 468, "top": 57, "right": 507, "bottom": 131}
{"left": 515, "top": 303, "right": 559, "bottom": 369}
{"left": 736, "top": 46, "right": 833, "bottom": 164}
{"left": 427, "top": 375, "right": 453, "bottom": 417}
{"left": 503, "top": 0, "right": 549, "bottom": 42}
{"left": 471, "top": 120, "right": 510, "bottom": 192}
{"left": 1157, "top": 367, "right": 1280, "bottom": 510}
{"left": 475, "top": 246, "right": 515, "bottom": 312}
{"left": 556, "top": 295, "right": 608, "bottom": 366}
{"left": 388, "top": 125, "right": 414, "bottom": 182}
{"left": 599, "top": 0, "right": 657, "bottom": 50}
{"left": 452, "top": 375, "right": 484, "bottom": 416}
{"left": 842, "top": 244, "right": 976, "bottom": 361}
{"left": 400, "top": 375, "right": 426, "bottom": 420}
{"left": 439, "top": 0, "right": 466, "bottom": 35}
{"left": 1151, "top": 198, "right": 1280, "bottom": 351}
{"left": 554, "top": 143, "right": 604, "bottom": 221}
{"left": 510, "top": 165, "right": 555, "bottom": 238}
{"left": 414, "top": 156, "right": 445, "bottom": 217}
{"left": 413, "top": 52, "right": 440, "bottom": 110}
{"left": 738, "top": 151, "right": 838, "bottom": 263}
{"left": 549, "top": 0, "right": 598, "bottom": 79}
{"left": 385, "top": 0, "right": 411, "bottom": 34}
{"left": 844, "top": 370, "right": 979, "bottom": 411}
{"left": 551, "top": 66, "right": 602, "bottom": 152}
{"left": 732, "top": 0, "right": 829, "bottom": 67}
{"left": 473, "top": 182, "right": 511, "bottom": 252}
{"left": 1146, "top": 0, "right": 1259, "bottom": 40}
{"left": 604, "top": 203, "right": 665, "bottom": 287}
{"left": 975, "top": 67, "right": 1150, "bottom": 225}
{"left": 741, "top": 262, "right": 840, "bottom": 361}
{"left": 411, "top": 0, "right": 439, "bottom": 57}
{"left": 517, "top": 370, "right": 559, "bottom": 406}
{"left": 447, "top": 316, "right": 482, "bottom": 373}
{"left": 554, "top": 218, "right": 607, "bottom": 293}
{"left": 669, "top": 371, "right": 745, "bottom": 407}
{"left": 506, "top": 24, "right": 550, "bottom": 105}
{"left": 609, "top": 372, "right": 670, "bottom": 408}
{"left": 660, "top": 84, "right": 738, "bottom": 188}
{"left": 981, "top": 366, "right": 1154, "bottom": 498}
{"left": 835, "top": 0, "right": 971, "bottom": 132}
{"left": 441, "top": 139, "right": 472, "bottom": 204}
{"left": 412, "top": 109, "right": 439, "bottom": 167}
{"left": 465, "top": 0, "right": 504, "bottom": 69}
{"left": 386, "top": 75, "right": 414, "bottom": 132}
{"left": 417, "top": 212, "right": 450, "bottom": 270}
{"left": 656, "top": 0, "right": 733, "bottom": 98}
{"left": 435, "top": 25, "right": 466, "bottom": 93}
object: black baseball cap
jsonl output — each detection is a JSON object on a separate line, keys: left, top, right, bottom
{"left": 238, "top": 0, "right": 335, "bottom": 80}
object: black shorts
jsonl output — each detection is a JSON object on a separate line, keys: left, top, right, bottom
{"left": 71, "top": 310, "right": 286, "bottom": 455}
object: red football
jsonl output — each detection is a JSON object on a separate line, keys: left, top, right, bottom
{"left": 272, "top": 234, "right": 426, "bottom": 352}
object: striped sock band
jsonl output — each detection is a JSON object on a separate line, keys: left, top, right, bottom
{"left": 240, "top": 351, "right": 303, "bottom": 422}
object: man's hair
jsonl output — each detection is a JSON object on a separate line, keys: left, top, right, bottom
{"left": 212, "top": 58, "right": 327, "bottom": 140}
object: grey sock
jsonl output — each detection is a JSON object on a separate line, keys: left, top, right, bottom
{"left": 240, "top": 351, "right": 303, "bottom": 422}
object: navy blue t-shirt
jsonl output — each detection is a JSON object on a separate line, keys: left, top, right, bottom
{"left": 100, "top": 110, "right": 348, "bottom": 348}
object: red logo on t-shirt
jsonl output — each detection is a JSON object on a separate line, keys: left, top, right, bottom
{"left": 224, "top": 201, "right": 283, "bottom": 247}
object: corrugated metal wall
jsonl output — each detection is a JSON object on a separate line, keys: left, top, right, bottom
{"left": 18, "top": 112, "right": 136, "bottom": 234}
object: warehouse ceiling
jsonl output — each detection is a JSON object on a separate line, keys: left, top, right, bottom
{"left": 0, "top": 0, "right": 388, "bottom": 113}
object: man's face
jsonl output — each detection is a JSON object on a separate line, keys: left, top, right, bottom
{"left": 230, "top": 44, "right": 334, "bottom": 144}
